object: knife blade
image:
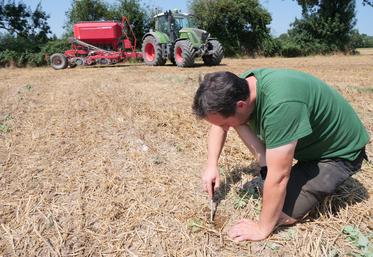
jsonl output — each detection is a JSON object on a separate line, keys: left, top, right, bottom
{"left": 210, "top": 199, "right": 217, "bottom": 222}
{"left": 210, "top": 182, "right": 217, "bottom": 222}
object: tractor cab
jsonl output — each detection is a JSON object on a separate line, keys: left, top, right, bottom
{"left": 154, "top": 11, "right": 198, "bottom": 43}
{"left": 154, "top": 11, "right": 196, "bottom": 38}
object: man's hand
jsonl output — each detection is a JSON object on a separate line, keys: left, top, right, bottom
{"left": 202, "top": 165, "right": 220, "bottom": 198}
{"left": 228, "top": 219, "right": 271, "bottom": 242}
{"left": 202, "top": 124, "right": 227, "bottom": 198}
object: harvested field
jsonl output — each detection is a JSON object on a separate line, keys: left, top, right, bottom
{"left": 0, "top": 55, "right": 372, "bottom": 257}
{"left": 357, "top": 48, "right": 373, "bottom": 56}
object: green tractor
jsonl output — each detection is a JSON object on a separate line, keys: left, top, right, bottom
{"left": 142, "top": 10, "right": 224, "bottom": 67}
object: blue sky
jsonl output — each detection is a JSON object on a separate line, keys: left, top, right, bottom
{"left": 22, "top": 0, "right": 373, "bottom": 37}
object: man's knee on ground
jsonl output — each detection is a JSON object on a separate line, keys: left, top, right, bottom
{"left": 278, "top": 212, "right": 297, "bottom": 226}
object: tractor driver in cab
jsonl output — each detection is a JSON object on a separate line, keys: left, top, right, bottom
{"left": 192, "top": 68, "right": 369, "bottom": 242}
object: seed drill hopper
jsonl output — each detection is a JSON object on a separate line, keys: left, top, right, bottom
{"left": 50, "top": 17, "right": 142, "bottom": 69}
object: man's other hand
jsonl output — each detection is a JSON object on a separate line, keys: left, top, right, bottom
{"left": 228, "top": 219, "right": 271, "bottom": 242}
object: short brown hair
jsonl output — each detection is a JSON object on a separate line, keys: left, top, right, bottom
{"left": 192, "top": 71, "right": 249, "bottom": 118}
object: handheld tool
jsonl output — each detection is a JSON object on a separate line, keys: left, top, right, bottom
{"left": 210, "top": 183, "right": 217, "bottom": 222}
{"left": 210, "top": 199, "right": 217, "bottom": 222}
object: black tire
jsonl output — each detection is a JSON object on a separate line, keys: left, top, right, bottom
{"left": 69, "top": 62, "right": 77, "bottom": 68}
{"left": 50, "top": 53, "right": 68, "bottom": 70}
{"left": 100, "top": 58, "right": 111, "bottom": 65}
{"left": 160, "top": 58, "right": 167, "bottom": 65}
{"left": 169, "top": 57, "right": 176, "bottom": 65}
{"left": 168, "top": 45, "right": 176, "bottom": 65}
{"left": 72, "top": 57, "right": 85, "bottom": 66}
{"left": 174, "top": 40, "right": 195, "bottom": 67}
{"left": 142, "top": 36, "right": 166, "bottom": 66}
{"left": 202, "top": 40, "right": 224, "bottom": 66}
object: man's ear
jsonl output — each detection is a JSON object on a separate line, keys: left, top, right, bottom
{"left": 236, "top": 100, "right": 247, "bottom": 110}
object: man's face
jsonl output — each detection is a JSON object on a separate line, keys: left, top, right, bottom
{"left": 205, "top": 99, "right": 254, "bottom": 131}
{"left": 205, "top": 111, "right": 249, "bottom": 132}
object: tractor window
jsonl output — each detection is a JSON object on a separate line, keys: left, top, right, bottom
{"left": 174, "top": 16, "right": 196, "bottom": 29}
{"left": 156, "top": 16, "right": 169, "bottom": 33}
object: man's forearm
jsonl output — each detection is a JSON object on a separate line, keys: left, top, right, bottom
{"left": 259, "top": 173, "right": 289, "bottom": 234}
{"left": 207, "top": 125, "right": 227, "bottom": 166}
{"left": 258, "top": 142, "right": 296, "bottom": 235}
{"left": 234, "top": 125, "right": 266, "bottom": 166}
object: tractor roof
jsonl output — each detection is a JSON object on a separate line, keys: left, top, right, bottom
{"left": 154, "top": 10, "right": 192, "bottom": 18}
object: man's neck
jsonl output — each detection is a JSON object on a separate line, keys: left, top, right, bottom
{"left": 246, "top": 76, "right": 257, "bottom": 106}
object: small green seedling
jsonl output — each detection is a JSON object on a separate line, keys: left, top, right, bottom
{"left": 234, "top": 189, "right": 250, "bottom": 209}
{"left": 267, "top": 242, "right": 281, "bottom": 251}
{"left": 328, "top": 249, "right": 339, "bottom": 257}
{"left": 285, "top": 228, "right": 297, "bottom": 241}
{"left": 219, "top": 165, "right": 226, "bottom": 176}
{"left": 4, "top": 114, "right": 12, "bottom": 121}
{"left": 187, "top": 218, "right": 204, "bottom": 233}
{"left": 234, "top": 185, "right": 261, "bottom": 209}
{"left": 342, "top": 225, "right": 373, "bottom": 257}
{"left": 0, "top": 123, "right": 11, "bottom": 133}
{"left": 234, "top": 197, "right": 248, "bottom": 209}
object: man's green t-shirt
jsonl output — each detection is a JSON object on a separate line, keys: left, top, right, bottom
{"left": 240, "top": 68, "right": 369, "bottom": 161}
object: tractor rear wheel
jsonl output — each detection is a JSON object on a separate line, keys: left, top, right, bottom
{"left": 142, "top": 36, "right": 166, "bottom": 66}
{"left": 202, "top": 40, "right": 224, "bottom": 66}
{"left": 50, "top": 53, "right": 68, "bottom": 70}
{"left": 174, "top": 40, "right": 195, "bottom": 67}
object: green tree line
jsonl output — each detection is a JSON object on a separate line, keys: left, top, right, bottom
{"left": 0, "top": 0, "right": 372, "bottom": 67}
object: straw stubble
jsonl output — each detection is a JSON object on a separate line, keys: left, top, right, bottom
{"left": 0, "top": 55, "right": 372, "bottom": 256}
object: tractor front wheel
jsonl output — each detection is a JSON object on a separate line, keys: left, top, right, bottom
{"left": 174, "top": 40, "right": 195, "bottom": 67}
{"left": 50, "top": 53, "right": 68, "bottom": 70}
{"left": 202, "top": 40, "right": 224, "bottom": 66}
{"left": 142, "top": 36, "right": 166, "bottom": 66}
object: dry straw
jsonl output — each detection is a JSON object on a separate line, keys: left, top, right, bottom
{"left": 0, "top": 55, "right": 372, "bottom": 256}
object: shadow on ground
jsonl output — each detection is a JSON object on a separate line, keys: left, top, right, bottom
{"left": 212, "top": 163, "right": 260, "bottom": 204}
